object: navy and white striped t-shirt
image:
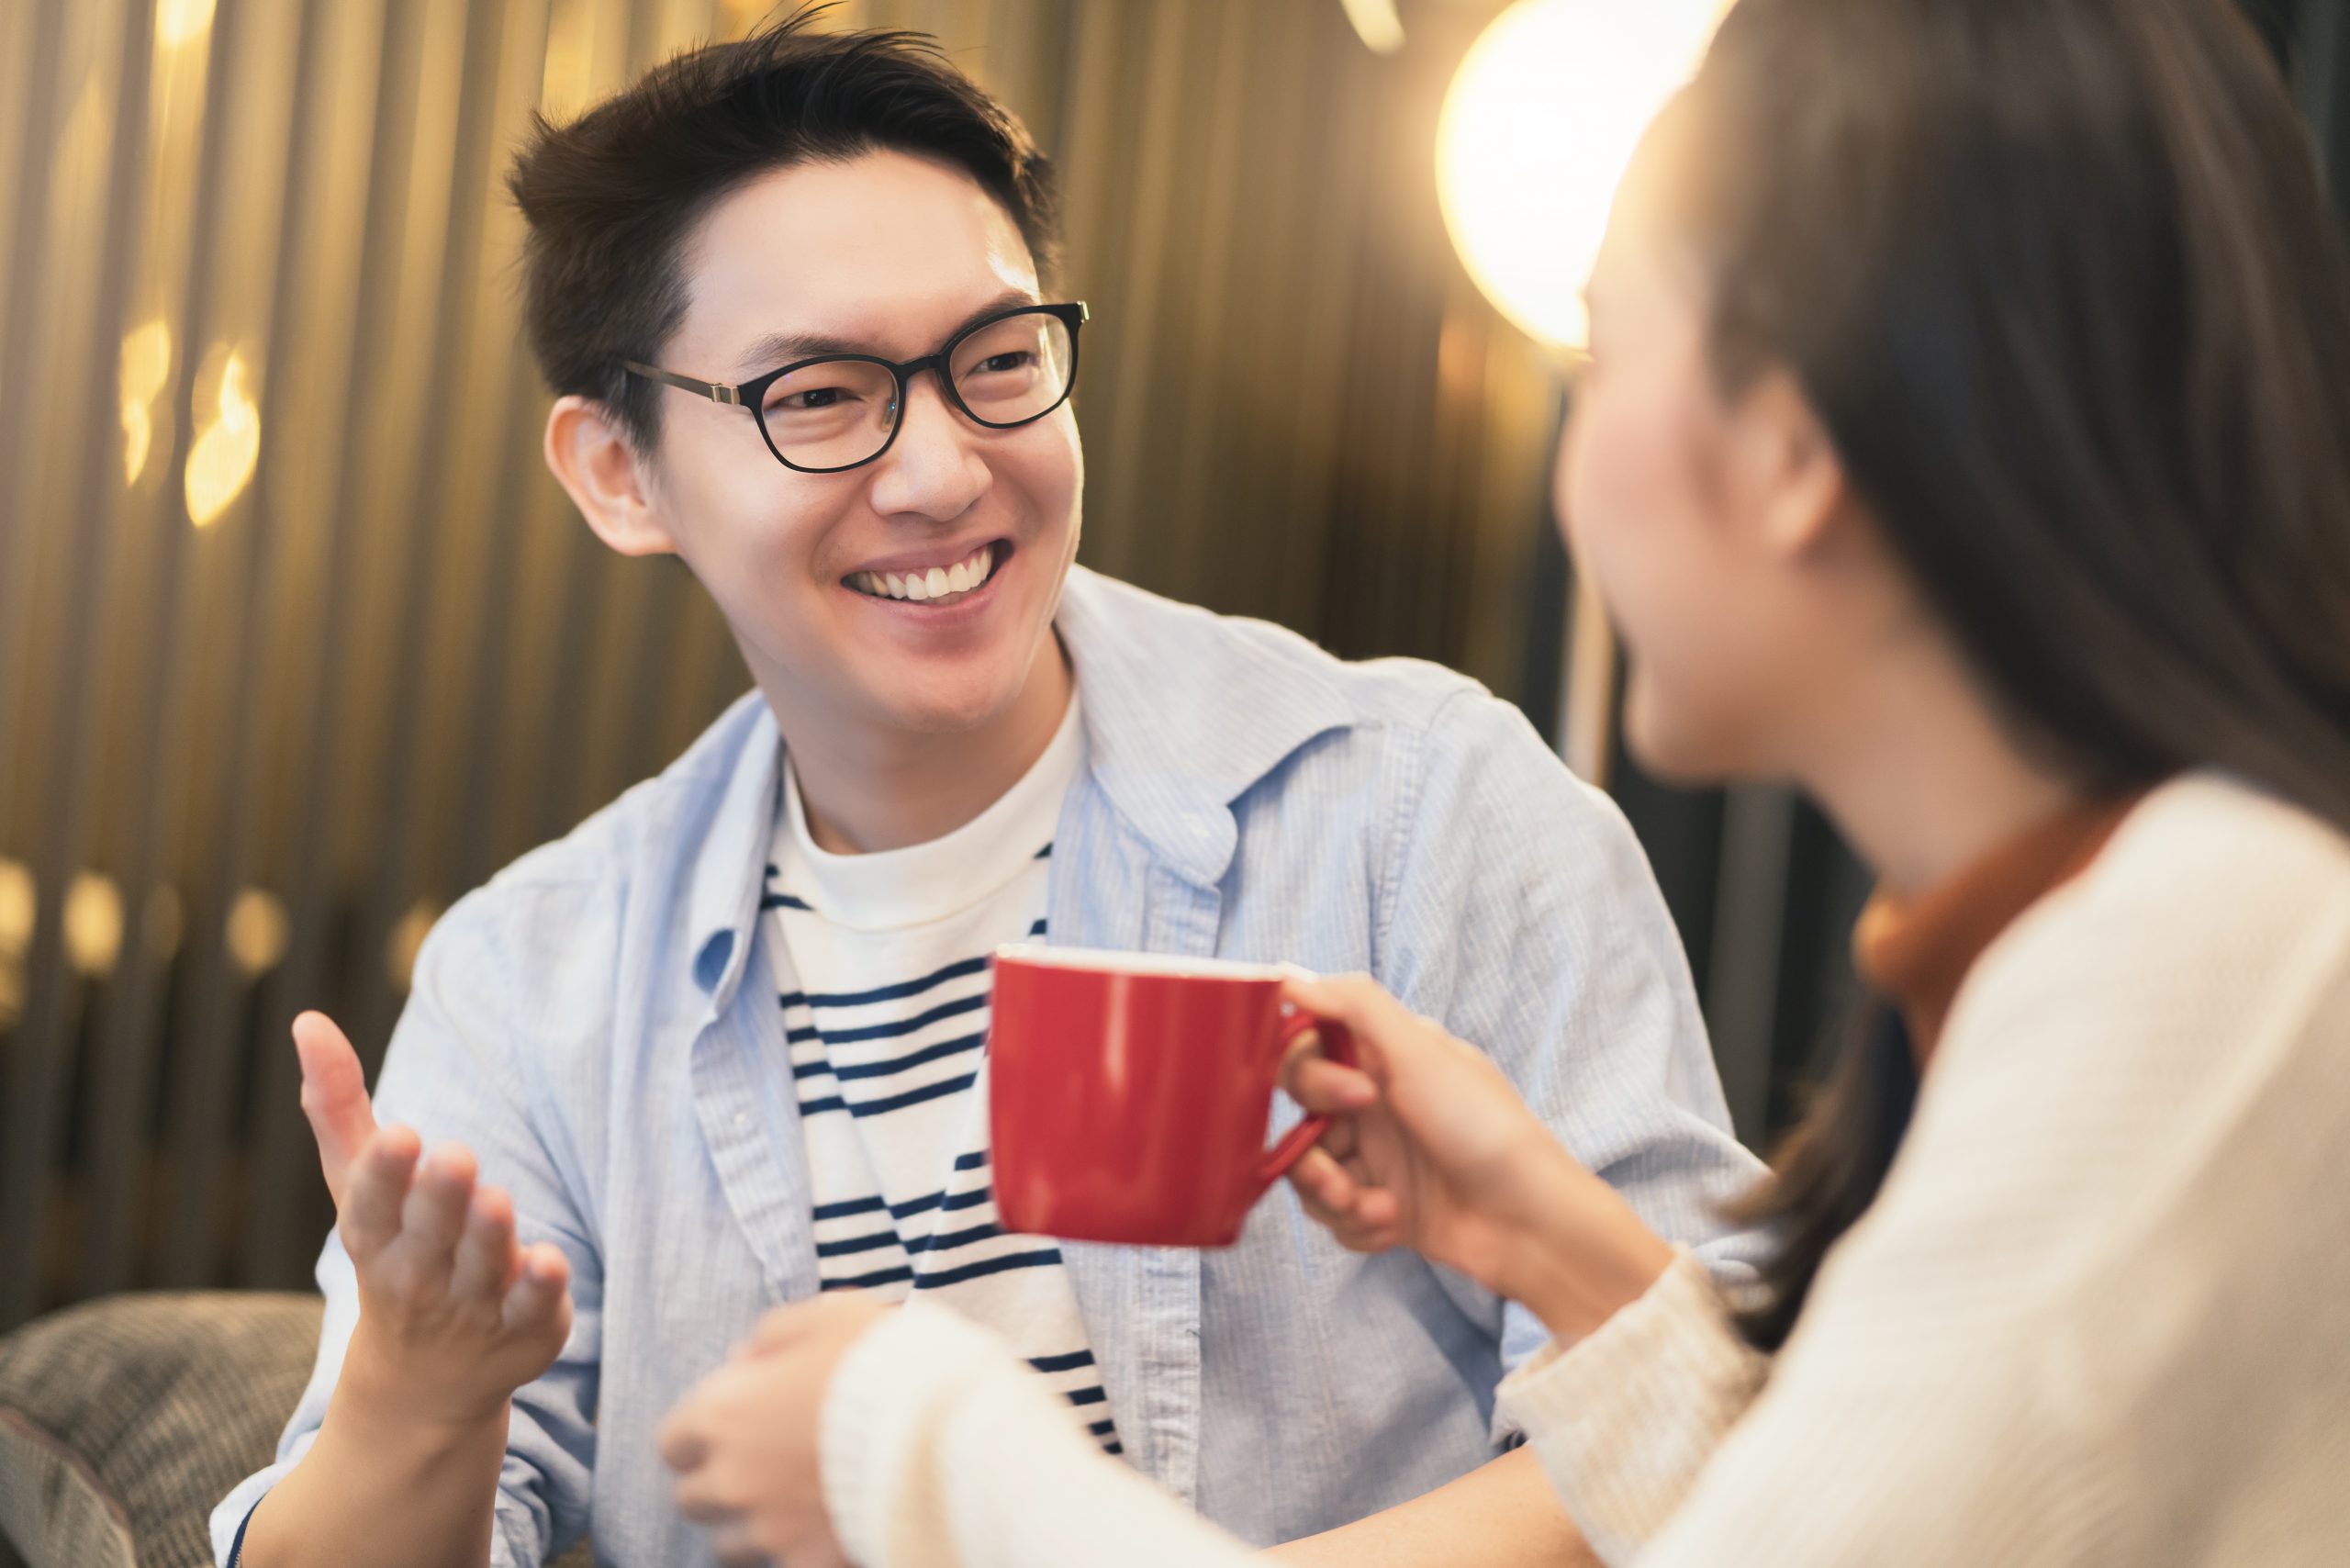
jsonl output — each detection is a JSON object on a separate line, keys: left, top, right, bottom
{"left": 764, "top": 696, "right": 1118, "bottom": 1454}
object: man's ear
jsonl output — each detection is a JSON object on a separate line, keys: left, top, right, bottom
{"left": 544, "top": 395, "right": 677, "bottom": 557}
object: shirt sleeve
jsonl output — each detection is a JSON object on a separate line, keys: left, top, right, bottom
{"left": 1380, "top": 689, "right": 1769, "bottom": 1431}
{"left": 824, "top": 1304, "right": 1265, "bottom": 1568}
{"left": 209, "top": 889, "right": 607, "bottom": 1568}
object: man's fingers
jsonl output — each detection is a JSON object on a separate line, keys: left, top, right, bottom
{"left": 501, "top": 1243, "right": 572, "bottom": 1337}
{"left": 393, "top": 1144, "right": 478, "bottom": 1290}
{"left": 293, "top": 1012, "right": 378, "bottom": 1204}
{"left": 340, "top": 1126, "right": 421, "bottom": 1257}
{"left": 447, "top": 1185, "right": 519, "bottom": 1305}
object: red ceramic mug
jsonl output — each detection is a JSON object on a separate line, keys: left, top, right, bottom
{"left": 988, "top": 945, "right": 1359, "bottom": 1248}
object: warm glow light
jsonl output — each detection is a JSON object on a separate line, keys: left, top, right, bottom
{"left": 386, "top": 900, "right": 441, "bottom": 991}
{"left": 157, "top": 0, "right": 218, "bottom": 50}
{"left": 120, "top": 319, "right": 173, "bottom": 486}
{"left": 1437, "top": 0, "right": 1729, "bottom": 350}
{"left": 123, "top": 403, "right": 153, "bottom": 486}
{"left": 226, "top": 888, "right": 290, "bottom": 977}
{"left": 0, "top": 859, "right": 34, "bottom": 955}
{"left": 1341, "top": 0, "right": 1405, "bottom": 55}
{"left": 0, "top": 859, "right": 28, "bottom": 1023}
{"left": 64, "top": 873, "right": 125, "bottom": 976}
{"left": 185, "top": 346, "right": 260, "bottom": 528}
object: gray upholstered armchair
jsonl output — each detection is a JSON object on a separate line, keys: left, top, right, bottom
{"left": 0, "top": 1294, "right": 592, "bottom": 1568}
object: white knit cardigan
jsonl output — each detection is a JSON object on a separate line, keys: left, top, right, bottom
{"left": 820, "top": 776, "right": 2350, "bottom": 1568}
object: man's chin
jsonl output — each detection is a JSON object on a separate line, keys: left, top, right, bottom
{"left": 869, "top": 675, "right": 1035, "bottom": 739}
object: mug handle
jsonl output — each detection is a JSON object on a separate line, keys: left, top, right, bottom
{"left": 1254, "top": 1009, "right": 1360, "bottom": 1192}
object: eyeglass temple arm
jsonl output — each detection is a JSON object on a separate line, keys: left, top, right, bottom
{"left": 621, "top": 361, "right": 743, "bottom": 407}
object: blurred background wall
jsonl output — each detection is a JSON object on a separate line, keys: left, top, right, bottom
{"left": 2, "top": 0, "right": 2345, "bottom": 1330}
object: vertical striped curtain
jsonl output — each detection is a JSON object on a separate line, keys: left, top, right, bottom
{"left": 13, "top": 0, "right": 2342, "bottom": 1334}
{"left": 0, "top": 0, "right": 1563, "bottom": 1327}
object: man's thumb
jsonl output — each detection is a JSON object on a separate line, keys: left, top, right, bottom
{"left": 292, "top": 1011, "right": 376, "bottom": 1204}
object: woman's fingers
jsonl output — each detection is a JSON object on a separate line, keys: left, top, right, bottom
{"left": 1290, "top": 1147, "right": 1409, "bottom": 1253}
{"left": 1283, "top": 1051, "right": 1379, "bottom": 1115}
{"left": 656, "top": 1413, "right": 706, "bottom": 1474}
{"left": 744, "top": 1303, "right": 818, "bottom": 1358}
{"left": 670, "top": 1473, "right": 770, "bottom": 1568}
{"left": 704, "top": 1518, "right": 768, "bottom": 1568}
{"left": 1281, "top": 973, "right": 1426, "bottom": 1067}
{"left": 1348, "top": 1184, "right": 1403, "bottom": 1232}
{"left": 670, "top": 1470, "right": 738, "bottom": 1526}
{"left": 655, "top": 1378, "right": 717, "bottom": 1473}
{"left": 661, "top": 1389, "right": 760, "bottom": 1564}
{"left": 1288, "top": 1146, "right": 1360, "bottom": 1217}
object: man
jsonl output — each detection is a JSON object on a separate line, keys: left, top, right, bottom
{"left": 214, "top": 18, "right": 1762, "bottom": 1568}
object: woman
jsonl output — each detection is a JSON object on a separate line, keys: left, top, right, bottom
{"left": 655, "top": 0, "right": 2350, "bottom": 1562}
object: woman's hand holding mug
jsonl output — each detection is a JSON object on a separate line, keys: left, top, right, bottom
{"left": 1278, "top": 974, "right": 1678, "bottom": 1343}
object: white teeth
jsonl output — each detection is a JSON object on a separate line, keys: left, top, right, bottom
{"left": 854, "top": 546, "right": 998, "bottom": 601}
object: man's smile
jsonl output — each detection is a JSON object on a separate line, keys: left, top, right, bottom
{"left": 845, "top": 538, "right": 1007, "bottom": 606}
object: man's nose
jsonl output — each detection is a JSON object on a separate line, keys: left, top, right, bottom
{"left": 864, "top": 369, "right": 990, "bottom": 523}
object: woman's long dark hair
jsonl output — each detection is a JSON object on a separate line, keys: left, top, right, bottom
{"left": 1651, "top": 0, "right": 2350, "bottom": 1350}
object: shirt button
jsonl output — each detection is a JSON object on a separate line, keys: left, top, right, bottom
{"left": 734, "top": 1112, "right": 749, "bottom": 1128}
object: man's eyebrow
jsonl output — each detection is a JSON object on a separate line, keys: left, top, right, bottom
{"left": 726, "top": 288, "right": 1042, "bottom": 379}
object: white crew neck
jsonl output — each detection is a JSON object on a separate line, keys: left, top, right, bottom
{"left": 778, "top": 692, "right": 1084, "bottom": 933}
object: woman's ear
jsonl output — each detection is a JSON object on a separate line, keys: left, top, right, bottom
{"left": 544, "top": 396, "right": 677, "bottom": 557}
{"left": 1734, "top": 369, "right": 1851, "bottom": 562}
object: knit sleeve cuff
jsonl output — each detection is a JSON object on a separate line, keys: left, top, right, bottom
{"left": 821, "top": 1302, "right": 1010, "bottom": 1568}
{"left": 1497, "top": 1249, "right": 1771, "bottom": 1565}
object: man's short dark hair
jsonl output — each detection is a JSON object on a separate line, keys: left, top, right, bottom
{"left": 507, "top": 8, "right": 1061, "bottom": 451}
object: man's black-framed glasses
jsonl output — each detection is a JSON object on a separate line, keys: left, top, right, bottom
{"left": 623, "top": 302, "right": 1088, "bottom": 475}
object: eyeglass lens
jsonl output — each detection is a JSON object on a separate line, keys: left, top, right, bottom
{"left": 757, "top": 310, "right": 1075, "bottom": 469}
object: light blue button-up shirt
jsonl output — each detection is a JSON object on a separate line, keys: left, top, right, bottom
{"left": 216, "top": 567, "right": 1765, "bottom": 1568}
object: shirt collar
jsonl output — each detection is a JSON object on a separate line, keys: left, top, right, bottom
{"left": 687, "top": 566, "right": 1358, "bottom": 1004}
{"left": 686, "top": 693, "right": 787, "bottom": 1014}
{"left": 1053, "top": 566, "right": 1355, "bottom": 885}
